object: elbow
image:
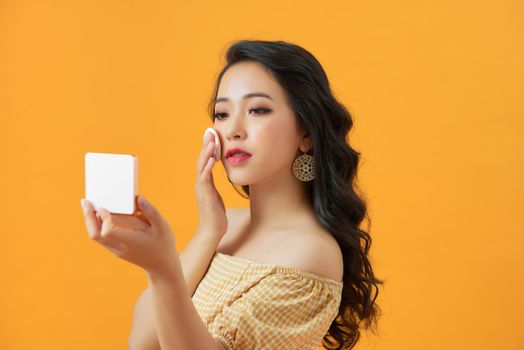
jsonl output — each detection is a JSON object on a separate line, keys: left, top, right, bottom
{"left": 128, "top": 337, "right": 158, "bottom": 350}
{"left": 127, "top": 334, "right": 143, "bottom": 350}
{"left": 128, "top": 327, "right": 161, "bottom": 350}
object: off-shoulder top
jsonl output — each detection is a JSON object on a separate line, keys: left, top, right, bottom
{"left": 191, "top": 251, "right": 344, "bottom": 350}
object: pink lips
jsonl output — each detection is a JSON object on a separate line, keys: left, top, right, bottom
{"left": 226, "top": 154, "right": 251, "bottom": 165}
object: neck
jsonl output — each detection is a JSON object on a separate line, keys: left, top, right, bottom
{"left": 247, "top": 165, "right": 314, "bottom": 232}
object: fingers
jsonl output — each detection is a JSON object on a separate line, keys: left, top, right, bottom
{"left": 136, "top": 195, "right": 167, "bottom": 233}
{"left": 96, "top": 208, "right": 128, "bottom": 251}
{"left": 81, "top": 199, "right": 101, "bottom": 240}
{"left": 198, "top": 139, "right": 216, "bottom": 175}
{"left": 198, "top": 130, "right": 213, "bottom": 163}
{"left": 81, "top": 200, "right": 125, "bottom": 252}
{"left": 95, "top": 212, "right": 103, "bottom": 227}
{"left": 99, "top": 207, "right": 115, "bottom": 238}
{"left": 202, "top": 129, "right": 212, "bottom": 146}
{"left": 201, "top": 155, "right": 215, "bottom": 182}
{"left": 208, "top": 132, "right": 219, "bottom": 160}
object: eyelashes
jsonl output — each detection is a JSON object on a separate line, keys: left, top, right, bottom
{"left": 213, "top": 108, "right": 272, "bottom": 120}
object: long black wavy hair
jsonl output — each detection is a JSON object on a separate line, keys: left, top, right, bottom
{"left": 206, "top": 39, "right": 385, "bottom": 349}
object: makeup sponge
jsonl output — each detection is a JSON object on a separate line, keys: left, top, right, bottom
{"left": 203, "top": 127, "right": 221, "bottom": 162}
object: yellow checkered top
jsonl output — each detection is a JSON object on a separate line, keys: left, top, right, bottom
{"left": 192, "top": 251, "right": 344, "bottom": 350}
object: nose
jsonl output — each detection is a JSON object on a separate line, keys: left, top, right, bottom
{"left": 224, "top": 111, "right": 247, "bottom": 141}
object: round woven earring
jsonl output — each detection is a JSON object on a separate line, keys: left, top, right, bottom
{"left": 292, "top": 150, "right": 315, "bottom": 181}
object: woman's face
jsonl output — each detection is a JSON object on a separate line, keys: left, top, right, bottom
{"left": 213, "top": 61, "right": 306, "bottom": 186}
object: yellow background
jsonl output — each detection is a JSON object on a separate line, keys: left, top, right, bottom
{"left": 1, "top": 1, "right": 522, "bottom": 349}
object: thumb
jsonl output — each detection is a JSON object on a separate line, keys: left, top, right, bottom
{"left": 137, "top": 195, "right": 167, "bottom": 231}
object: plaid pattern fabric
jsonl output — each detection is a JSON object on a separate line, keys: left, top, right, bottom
{"left": 192, "top": 251, "right": 343, "bottom": 350}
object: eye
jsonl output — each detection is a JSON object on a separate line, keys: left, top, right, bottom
{"left": 213, "top": 112, "right": 227, "bottom": 120}
{"left": 213, "top": 108, "right": 272, "bottom": 121}
{"left": 249, "top": 108, "right": 272, "bottom": 115}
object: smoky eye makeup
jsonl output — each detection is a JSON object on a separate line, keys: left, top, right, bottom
{"left": 213, "top": 106, "right": 272, "bottom": 120}
{"left": 250, "top": 107, "right": 272, "bottom": 114}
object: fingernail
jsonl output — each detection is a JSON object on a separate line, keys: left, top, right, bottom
{"left": 82, "top": 199, "right": 90, "bottom": 213}
{"left": 80, "top": 199, "right": 85, "bottom": 210}
{"left": 139, "top": 196, "right": 148, "bottom": 207}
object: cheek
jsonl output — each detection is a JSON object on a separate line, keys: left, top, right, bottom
{"left": 253, "top": 121, "right": 298, "bottom": 163}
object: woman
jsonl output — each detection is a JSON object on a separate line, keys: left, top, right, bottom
{"left": 81, "top": 39, "right": 383, "bottom": 350}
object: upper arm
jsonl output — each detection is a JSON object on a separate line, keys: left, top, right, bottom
{"left": 207, "top": 272, "right": 342, "bottom": 349}
{"left": 128, "top": 287, "right": 161, "bottom": 350}
{"left": 314, "top": 236, "right": 344, "bottom": 282}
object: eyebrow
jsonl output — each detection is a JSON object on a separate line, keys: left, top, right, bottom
{"left": 214, "top": 92, "right": 274, "bottom": 104}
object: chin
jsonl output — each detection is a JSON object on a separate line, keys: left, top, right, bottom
{"left": 226, "top": 173, "right": 254, "bottom": 187}
{"left": 227, "top": 178, "right": 251, "bottom": 187}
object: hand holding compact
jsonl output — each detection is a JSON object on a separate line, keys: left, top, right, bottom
{"left": 80, "top": 195, "right": 178, "bottom": 274}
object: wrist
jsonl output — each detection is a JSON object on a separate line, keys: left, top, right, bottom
{"left": 195, "top": 227, "right": 224, "bottom": 244}
{"left": 146, "top": 253, "right": 181, "bottom": 282}
{"left": 196, "top": 224, "right": 226, "bottom": 238}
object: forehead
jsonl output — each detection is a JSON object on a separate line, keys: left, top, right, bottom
{"left": 216, "top": 61, "right": 286, "bottom": 103}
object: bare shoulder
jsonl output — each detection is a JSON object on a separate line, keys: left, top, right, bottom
{"left": 218, "top": 208, "right": 344, "bottom": 283}
{"left": 282, "top": 226, "right": 344, "bottom": 283}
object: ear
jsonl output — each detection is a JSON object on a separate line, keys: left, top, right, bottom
{"left": 299, "top": 131, "right": 313, "bottom": 153}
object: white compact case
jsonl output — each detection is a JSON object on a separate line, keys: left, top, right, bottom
{"left": 85, "top": 152, "right": 138, "bottom": 215}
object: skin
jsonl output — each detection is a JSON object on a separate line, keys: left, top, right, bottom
{"left": 213, "top": 61, "right": 316, "bottom": 236}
